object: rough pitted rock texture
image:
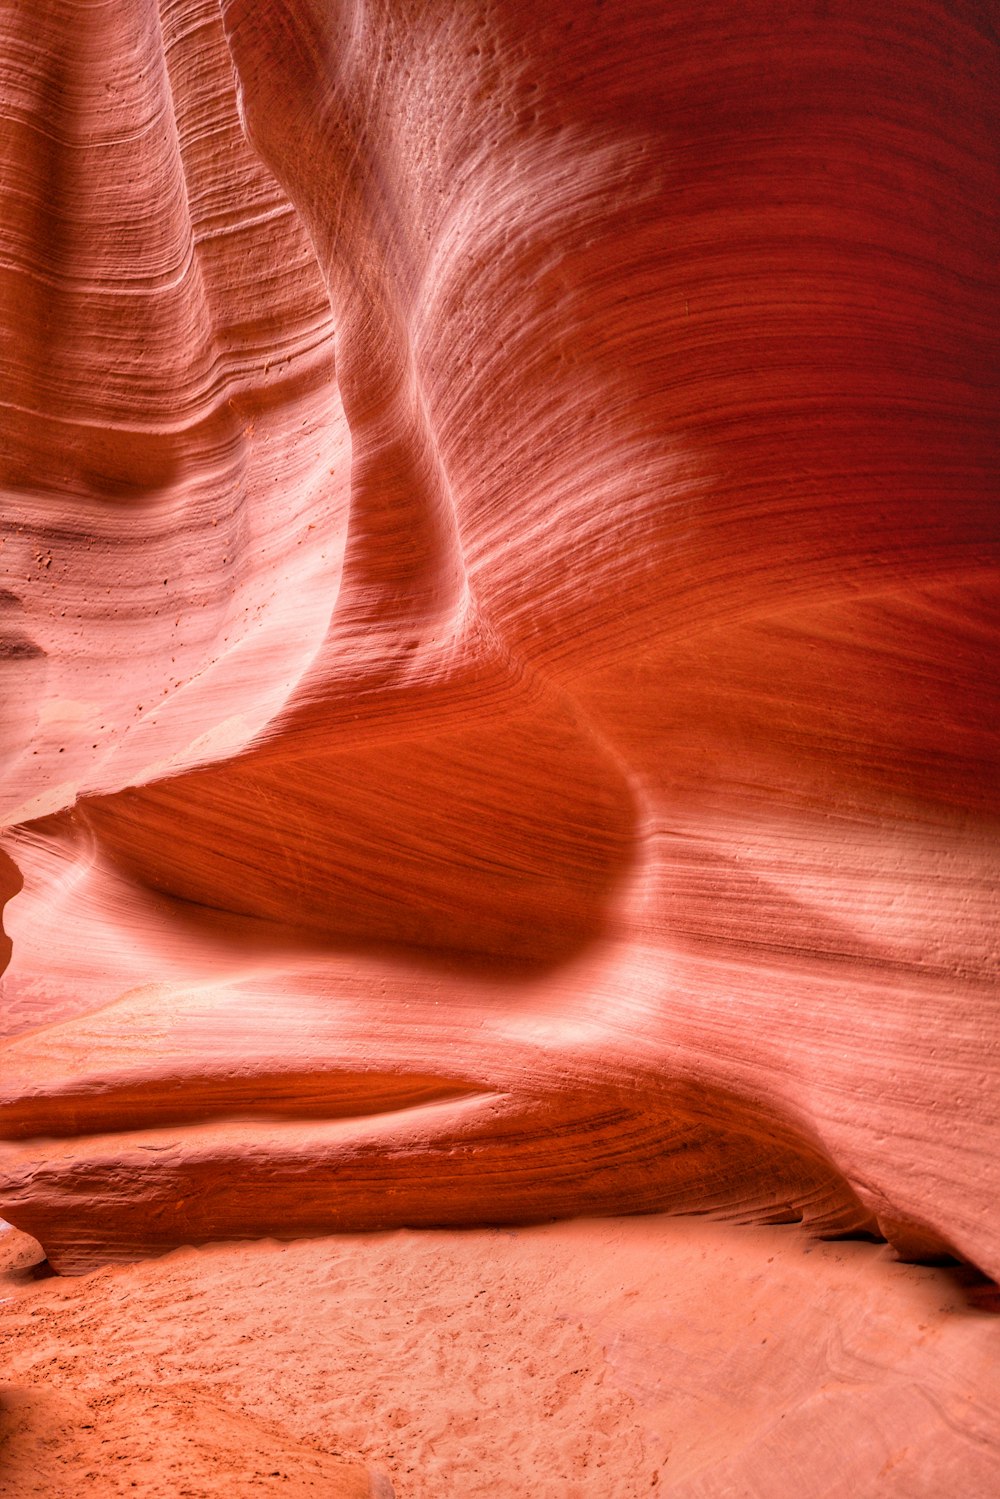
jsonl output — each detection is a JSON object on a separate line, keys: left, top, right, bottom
{"left": 0, "top": 1, "right": 998, "bottom": 1279}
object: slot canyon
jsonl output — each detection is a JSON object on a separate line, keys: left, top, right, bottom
{"left": 1, "top": 1, "right": 998, "bottom": 1494}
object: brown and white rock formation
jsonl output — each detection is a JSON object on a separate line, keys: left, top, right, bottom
{"left": 0, "top": 1, "right": 998, "bottom": 1278}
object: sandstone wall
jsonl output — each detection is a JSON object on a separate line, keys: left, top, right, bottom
{"left": 0, "top": 0, "right": 997, "bottom": 1275}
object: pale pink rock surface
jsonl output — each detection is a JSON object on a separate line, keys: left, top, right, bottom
{"left": 0, "top": 0, "right": 997, "bottom": 1308}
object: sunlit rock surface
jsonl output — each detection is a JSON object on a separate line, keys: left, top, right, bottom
{"left": 0, "top": 1, "right": 997, "bottom": 1284}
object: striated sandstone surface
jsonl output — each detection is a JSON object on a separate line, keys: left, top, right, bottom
{"left": 0, "top": 0, "right": 998, "bottom": 1286}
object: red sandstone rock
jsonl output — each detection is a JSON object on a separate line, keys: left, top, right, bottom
{"left": 0, "top": 1, "right": 998, "bottom": 1285}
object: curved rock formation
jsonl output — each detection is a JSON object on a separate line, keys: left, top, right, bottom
{"left": 1, "top": 0, "right": 998, "bottom": 1276}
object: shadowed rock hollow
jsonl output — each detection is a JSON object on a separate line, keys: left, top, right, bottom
{"left": 0, "top": 0, "right": 997, "bottom": 1307}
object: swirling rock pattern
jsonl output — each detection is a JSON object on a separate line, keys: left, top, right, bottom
{"left": 0, "top": 0, "right": 997, "bottom": 1276}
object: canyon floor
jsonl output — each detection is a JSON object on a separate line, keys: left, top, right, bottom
{"left": 2, "top": 1214, "right": 998, "bottom": 1498}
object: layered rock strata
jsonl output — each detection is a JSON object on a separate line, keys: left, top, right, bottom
{"left": 0, "top": 0, "right": 998, "bottom": 1275}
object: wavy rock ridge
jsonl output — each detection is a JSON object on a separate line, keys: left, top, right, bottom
{"left": 0, "top": 0, "right": 998, "bottom": 1277}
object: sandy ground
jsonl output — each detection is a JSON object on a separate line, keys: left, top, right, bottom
{"left": 1, "top": 1213, "right": 998, "bottom": 1497}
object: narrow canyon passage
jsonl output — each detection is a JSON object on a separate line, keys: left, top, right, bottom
{"left": 0, "top": 1, "right": 997, "bottom": 1494}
